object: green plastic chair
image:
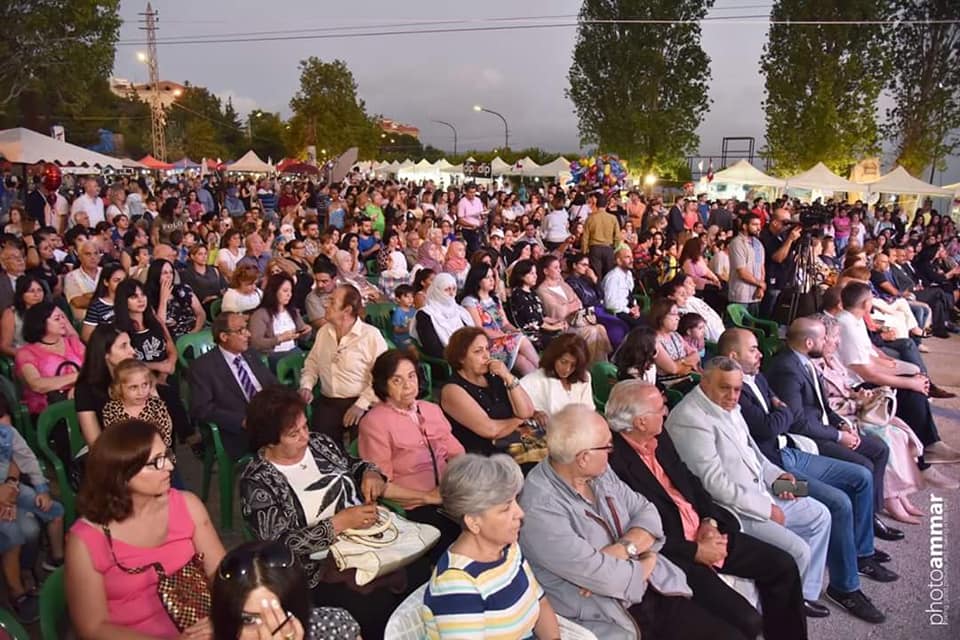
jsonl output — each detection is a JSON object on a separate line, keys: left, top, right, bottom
{"left": 0, "top": 374, "right": 34, "bottom": 452}
{"left": 35, "top": 400, "right": 83, "bottom": 526}
{"left": 665, "top": 388, "right": 684, "bottom": 409}
{"left": 199, "top": 422, "right": 252, "bottom": 531}
{"left": 364, "top": 302, "right": 394, "bottom": 340}
{"left": 726, "top": 303, "right": 779, "bottom": 338}
{"left": 209, "top": 297, "right": 223, "bottom": 321}
{"left": 590, "top": 361, "right": 619, "bottom": 414}
{"left": 0, "top": 607, "right": 29, "bottom": 640}
{"left": 412, "top": 340, "right": 452, "bottom": 380}
{"left": 39, "top": 566, "right": 66, "bottom": 640}
{"left": 346, "top": 439, "right": 406, "bottom": 516}
{"left": 276, "top": 350, "right": 306, "bottom": 388}
{"left": 176, "top": 329, "right": 215, "bottom": 370}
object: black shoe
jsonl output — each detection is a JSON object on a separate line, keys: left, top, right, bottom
{"left": 929, "top": 384, "right": 957, "bottom": 399}
{"left": 804, "top": 599, "right": 831, "bottom": 618}
{"left": 871, "top": 548, "right": 891, "bottom": 563}
{"left": 933, "top": 329, "right": 952, "bottom": 339}
{"left": 11, "top": 593, "right": 39, "bottom": 624}
{"left": 826, "top": 587, "right": 885, "bottom": 623}
{"left": 874, "top": 518, "right": 904, "bottom": 541}
{"left": 858, "top": 557, "right": 899, "bottom": 582}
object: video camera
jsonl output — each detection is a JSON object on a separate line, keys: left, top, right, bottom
{"left": 796, "top": 203, "right": 829, "bottom": 229}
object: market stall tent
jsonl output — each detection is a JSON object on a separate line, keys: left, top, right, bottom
{"left": 227, "top": 150, "right": 274, "bottom": 174}
{"left": 709, "top": 159, "right": 786, "bottom": 188}
{"left": 0, "top": 127, "right": 121, "bottom": 168}
{"left": 785, "top": 162, "right": 860, "bottom": 192}
{"left": 536, "top": 156, "right": 572, "bottom": 179}
{"left": 139, "top": 154, "right": 174, "bottom": 170}
{"left": 857, "top": 166, "right": 954, "bottom": 197}
{"left": 490, "top": 156, "right": 512, "bottom": 176}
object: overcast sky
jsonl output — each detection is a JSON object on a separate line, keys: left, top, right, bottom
{"left": 113, "top": 0, "right": 959, "bottom": 185}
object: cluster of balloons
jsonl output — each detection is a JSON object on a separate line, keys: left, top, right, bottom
{"left": 568, "top": 154, "right": 628, "bottom": 196}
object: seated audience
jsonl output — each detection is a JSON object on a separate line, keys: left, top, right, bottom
{"left": 602, "top": 248, "right": 645, "bottom": 328}
{"left": 304, "top": 258, "right": 337, "bottom": 330}
{"left": 79, "top": 263, "right": 126, "bottom": 341}
{"left": 145, "top": 258, "right": 204, "bottom": 341}
{"left": 102, "top": 358, "right": 174, "bottom": 451}
{"left": 298, "top": 285, "right": 387, "bottom": 442}
{"left": 663, "top": 274, "right": 725, "bottom": 342}
{"left": 677, "top": 312, "right": 707, "bottom": 361}
{"left": 650, "top": 297, "right": 700, "bottom": 389}
{"left": 248, "top": 272, "right": 311, "bottom": 369}
{"left": 66, "top": 419, "right": 225, "bottom": 638}
{"left": 240, "top": 385, "right": 429, "bottom": 638}
{"left": 179, "top": 244, "right": 226, "bottom": 307}
{"left": 519, "top": 333, "right": 593, "bottom": 426}
{"left": 223, "top": 263, "right": 263, "bottom": 314}
{"left": 359, "top": 349, "right": 464, "bottom": 554}
{"left": 422, "top": 454, "right": 562, "bottom": 639}
{"left": 0, "top": 274, "right": 57, "bottom": 357}
{"left": 211, "top": 540, "right": 360, "bottom": 640}
{"left": 63, "top": 239, "right": 101, "bottom": 321}
{"left": 506, "top": 258, "right": 564, "bottom": 350}
{"left": 605, "top": 380, "right": 806, "bottom": 639}
{"left": 411, "top": 272, "right": 474, "bottom": 358}
{"left": 190, "top": 311, "right": 278, "bottom": 458}
{"left": 613, "top": 326, "right": 658, "bottom": 384}
{"left": 216, "top": 229, "right": 246, "bottom": 281}
{"left": 75, "top": 324, "right": 138, "bottom": 444}
{"left": 15, "top": 301, "right": 85, "bottom": 416}
{"left": 536, "top": 254, "right": 611, "bottom": 363}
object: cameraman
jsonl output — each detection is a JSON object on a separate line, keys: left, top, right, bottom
{"left": 760, "top": 207, "right": 802, "bottom": 319}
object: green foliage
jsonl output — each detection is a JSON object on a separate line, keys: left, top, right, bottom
{"left": 567, "top": 0, "right": 714, "bottom": 176}
{"left": 377, "top": 133, "right": 424, "bottom": 161}
{"left": 287, "top": 57, "right": 381, "bottom": 160}
{"left": 884, "top": 0, "right": 960, "bottom": 177}
{"left": 761, "top": 0, "right": 890, "bottom": 175}
{"left": 247, "top": 111, "right": 289, "bottom": 162}
{"left": 165, "top": 84, "right": 263, "bottom": 161}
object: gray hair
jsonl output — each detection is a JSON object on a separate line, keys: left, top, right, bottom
{"left": 440, "top": 454, "right": 523, "bottom": 526}
{"left": 546, "top": 403, "right": 605, "bottom": 464}
{"left": 605, "top": 380, "right": 660, "bottom": 433}
{"left": 814, "top": 312, "right": 838, "bottom": 333}
{"left": 703, "top": 356, "right": 742, "bottom": 374}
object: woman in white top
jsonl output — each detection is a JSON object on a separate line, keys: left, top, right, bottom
{"left": 221, "top": 263, "right": 263, "bottom": 313}
{"left": 216, "top": 229, "right": 246, "bottom": 280}
{"left": 520, "top": 334, "right": 593, "bottom": 428}
{"left": 410, "top": 272, "right": 475, "bottom": 359}
{"left": 542, "top": 195, "right": 571, "bottom": 251}
{"left": 248, "top": 273, "right": 311, "bottom": 368}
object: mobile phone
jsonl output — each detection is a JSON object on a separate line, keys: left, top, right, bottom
{"left": 772, "top": 479, "right": 809, "bottom": 497}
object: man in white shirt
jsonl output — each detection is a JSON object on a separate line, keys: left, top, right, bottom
{"left": 299, "top": 285, "right": 388, "bottom": 443}
{"left": 70, "top": 178, "right": 105, "bottom": 227}
{"left": 456, "top": 183, "right": 485, "bottom": 255}
{"left": 63, "top": 240, "right": 101, "bottom": 321}
{"left": 601, "top": 248, "right": 645, "bottom": 328}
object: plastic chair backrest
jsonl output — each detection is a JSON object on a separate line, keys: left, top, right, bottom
{"left": 0, "top": 608, "right": 29, "bottom": 640}
{"left": 176, "top": 329, "right": 215, "bottom": 370}
{"left": 35, "top": 400, "right": 82, "bottom": 525}
{"left": 364, "top": 302, "right": 394, "bottom": 336}
{"left": 276, "top": 350, "right": 306, "bottom": 388}
{"left": 0, "top": 374, "right": 33, "bottom": 450}
{"left": 590, "top": 361, "right": 619, "bottom": 411}
{"left": 209, "top": 298, "right": 223, "bottom": 320}
{"left": 39, "top": 566, "right": 66, "bottom": 640}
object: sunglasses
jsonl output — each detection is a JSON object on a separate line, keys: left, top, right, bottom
{"left": 217, "top": 542, "right": 294, "bottom": 582}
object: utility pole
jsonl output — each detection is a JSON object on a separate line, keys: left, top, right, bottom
{"left": 139, "top": 3, "right": 166, "bottom": 161}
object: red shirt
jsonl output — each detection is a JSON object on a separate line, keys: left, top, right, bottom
{"left": 625, "top": 435, "right": 701, "bottom": 542}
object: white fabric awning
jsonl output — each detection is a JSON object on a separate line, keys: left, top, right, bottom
{"left": 785, "top": 162, "right": 860, "bottom": 192}
{"left": 0, "top": 127, "right": 121, "bottom": 168}
{"left": 710, "top": 160, "right": 786, "bottom": 188}
{"left": 227, "top": 150, "right": 273, "bottom": 173}
{"left": 858, "top": 166, "right": 955, "bottom": 197}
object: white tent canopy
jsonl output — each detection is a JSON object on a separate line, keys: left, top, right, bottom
{"left": 786, "top": 162, "right": 860, "bottom": 192}
{"left": 536, "top": 156, "right": 571, "bottom": 178}
{"left": 227, "top": 150, "right": 273, "bottom": 173}
{"left": 0, "top": 127, "right": 121, "bottom": 168}
{"left": 501, "top": 156, "right": 542, "bottom": 177}
{"left": 119, "top": 157, "right": 149, "bottom": 170}
{"left": 942, "top": 181, "right": 960, "bottom": 194}
{"left": 710, "top": 160, "right": 786, "bottom": 188}
{"left": 490, "top": 156, "right": 512, "bottom": 176}
{"left": 858, "top": 166, "right": 955, "bottom": 197}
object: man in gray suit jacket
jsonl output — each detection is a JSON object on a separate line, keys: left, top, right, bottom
{"left": 665, "top": 357, "right": 838, "bottom": 618}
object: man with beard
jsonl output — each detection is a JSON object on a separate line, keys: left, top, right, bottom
{"left": 728, "top": 213, "right": 766, "bottom": 316}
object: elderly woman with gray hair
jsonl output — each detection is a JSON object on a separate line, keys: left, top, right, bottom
{"left": 517, "top": 403, "right": 757, "bottom": 640}
{"left": 420, "top": 453, "right": 563, "bottom": 639}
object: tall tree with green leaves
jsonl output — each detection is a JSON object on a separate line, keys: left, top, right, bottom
{"left": 884, "top": 0, "right": 960, "bottom": 179}
{"left": 287, "top": 57, "right": 380, "bottom": 159}
{"left": 567, "top": 0, "right": 715, "bottom": 177}
{"left": 761, "top": 0, "right": 890, "bottom": 175}
{"left": 0, "top": 0, "right": 121, "bottom": 123}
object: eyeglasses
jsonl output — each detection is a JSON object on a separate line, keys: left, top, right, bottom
{"left": 144, "top": 448, "right": 176, "bottom": 471}
{"left": 581, "top": 443, "right": 614, "bottom": 454}
{"left": 217, "top": 542, "right": 295, "bottom": 582}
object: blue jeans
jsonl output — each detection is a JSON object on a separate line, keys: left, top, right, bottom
{"left": 0, "top": 484, "right": 63, "bottom": 551}
{"left": 780, "top": 447, "right": 874, "bottom": 593}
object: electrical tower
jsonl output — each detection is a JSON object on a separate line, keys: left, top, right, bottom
{"left": 139, "top": 3, "right": 166, "bottom": 161}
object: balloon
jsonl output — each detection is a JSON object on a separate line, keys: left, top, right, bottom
{"left": 41, "top": 163, "right": 62, "bottom": 191}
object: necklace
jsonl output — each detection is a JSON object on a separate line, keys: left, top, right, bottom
{"left": 40, "top": 338, "right": 62, "bottom": 346}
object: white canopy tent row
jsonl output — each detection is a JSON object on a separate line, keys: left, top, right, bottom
{"left": 857, "top": 166, "right": 955, "bottom": 198}
{"left": 0, "top": 127, "right": 121, "bottom": 171}
{"left": 226, "top": 150, "right": 274, "bottom": 174}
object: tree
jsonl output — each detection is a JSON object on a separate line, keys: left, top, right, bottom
{"left": 0, "top": 0, "right": 121, "bottom": 120}
{"left": 761, "top": 0, "right": 890, "bottom": 175}
{"left": 248, "top": 111, "right": 289, "bottom": 162}
{"left": 287, "top": 57, "right": 380, "bottom": 160}
{"left": 378, "top": 133, "right": 424, "bottom": 161}
{"left": 165, "top": 84, "right": 249, "bottom": 160}
{"left": 567, "top": 0, "right": 714, "bottom": 177}
{"left": 884, "top": 0, "right": 960, "bottom": 178}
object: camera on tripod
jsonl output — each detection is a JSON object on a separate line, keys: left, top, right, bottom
{"left": 796, "top": 204, "right": 828, "bottom": 229}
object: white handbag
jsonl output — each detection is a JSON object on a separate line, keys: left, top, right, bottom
{"left": 320, "top": 506, "right": 440, "bottom": 586}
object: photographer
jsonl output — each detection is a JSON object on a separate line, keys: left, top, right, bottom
{"left": 760, "top": 207, "right": 802, "bottom": 319}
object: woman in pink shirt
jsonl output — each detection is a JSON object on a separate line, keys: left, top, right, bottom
{"left": 14, "top": 302, "right": 86, "bottom": 416}
{"left": 66, "top": 419, "right": 224, "bottom": 639}
{"left": 358, "top": 349, "right": 464, "bottom": 556}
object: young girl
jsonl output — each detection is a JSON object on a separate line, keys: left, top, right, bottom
{"left": 678, "top": 312, "right": 707, "bottom": 361}
{"left": 101, "top": 358, "right": 173, "bottom": 450}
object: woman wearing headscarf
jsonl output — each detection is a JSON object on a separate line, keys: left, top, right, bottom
{"left": 411, "top": 272, "right": 475, "bottom": 358}
{"left": 416, "top": 240, "right": 443, "bottom": 273}
{"left": 442, "top": 240, "right": 470, "bottom": 292}
{"left": 333, "top": 241, "right": 382, "bottom": 303}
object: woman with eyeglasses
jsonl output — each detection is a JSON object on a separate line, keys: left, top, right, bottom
{"left": 66, "top": 419, "right": 225, "bottom": 639}
{"left": 211, "top": 541, "right": 360, "bottom": 640}
{"left": 650, "top": 297, "right": 701, "bottom": 391}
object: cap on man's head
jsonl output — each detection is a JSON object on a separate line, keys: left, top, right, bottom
{"left": 489, "top": 228, "right": 504, "bottom": 239}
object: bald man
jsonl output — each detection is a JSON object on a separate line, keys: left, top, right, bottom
{"left": 601, "top": 248, "right": 645, "bottom": 329}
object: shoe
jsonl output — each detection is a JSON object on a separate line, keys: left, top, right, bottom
{"left": 11, "top": 593, "right": 39, "bottom": 624}
{"left": 929, "top": 384, "right": 957, "bottom": 399}
{"left": 871, "top": 548, "right": 891, "bottom": 563}
{"left": 882, "top": 498, "right": 921, "bottom": 525}
{"left": 804, "top": 599, "right": 831, "bottom": 618}
{"left": 922, "top": 467, "right": 960, "bottom": 489}
{"left": 933, "top": 329, "right": 952, "bottom": 339}
{"left": 41, "top": 556, "right": 64, "bottom": 572}
{"left": 918, "top": 342, "right": 930, "bottom": 352}
{"left": 873, "top": 517, "right": 904, "bottom": 541}
{"left": 825, "top": 587, "right": 886, "bottom": 624}
{"left": 858, "top": 557, "right": 899, "bottom": 582}
{"left": 947, "top": 322, "right": 960, "bottom": 334}
{"left": 924, "top": 441, "right": 960, "bottom": 464}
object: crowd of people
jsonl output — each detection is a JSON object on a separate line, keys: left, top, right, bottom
{"left": 0, "top": 167, "right": 957, "bottom": 639}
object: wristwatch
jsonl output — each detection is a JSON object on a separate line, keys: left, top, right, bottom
{"left": 619, "top": 539, "right": 640, "bottom": 559}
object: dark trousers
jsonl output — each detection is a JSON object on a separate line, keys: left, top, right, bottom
{"left": 156, "top": 382, "right": 193, "bottom": 441}
{"left": 879, "top": 337, "right": 928, "bottom": 374}
{"left": 310, "top": 394, "right": 358, "bottom": 447}
{"left": 461, "top": 228, "right": 481, "bottom": 255}
{"left": 896, "top": 387, "right": 940, "bottom": 468}
{"left": 915, "top": 287, "right": 953, "bottom": 331}
{"left": 675, "top": 530, "right": 807, "bottom": 640}
{"left": 588, "top": 244, "right": 615, "bottom": 279}
{"left": 817, "top": 433, "right": 889, "bottom": 512}
{"left": 630, "top": 588, "right": 750, "bottom": 640}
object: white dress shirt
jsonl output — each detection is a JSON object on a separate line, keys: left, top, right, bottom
{"left": 300, "top": 318, "right": 388, "bottom": 409}
{"left": 601, "top": 267, "right": 634, "bottom": 314}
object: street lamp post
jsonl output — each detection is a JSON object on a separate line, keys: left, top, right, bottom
{"left": 473, "top": 105, "right": 509, "bottom": 150}
{"left": 248, "top": 110, "right": 263, "bottom": 142}
{"left": 432, "top": 120, "right": 458, "bottom": 155}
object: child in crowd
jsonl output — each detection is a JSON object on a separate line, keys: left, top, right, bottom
{"left": 0, "top": 395, "right": 65, "bottom": 623}
{"left": 392, "top": 284, "right": 417, "bottom": 349}
{"left": 102, "top": 359, "right": 173, "bottom": 449}
{"left": 678, "top": 312, "right": 707, "bottom": 361}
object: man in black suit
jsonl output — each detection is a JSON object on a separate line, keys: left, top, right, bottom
{"left": 666, "top": 195, "right": 685, "bottom": 242}
{"left": 189, "top": 311, "right": 277, "bottom": 458}
{"left": 889, "top": 247, "right": 957, "bottom": 332}
{"left": 605, "top": 380, "right": 810, "bottom": 636}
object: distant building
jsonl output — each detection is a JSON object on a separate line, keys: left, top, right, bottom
{"left": 379, "top": 118, "right": 420, "bottom": 139}
{"left": 109, "top": 77, "right": 186, "bottom": 108}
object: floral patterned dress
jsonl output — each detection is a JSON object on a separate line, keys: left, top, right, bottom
{"left": 461, "top": 295, "right": 521, "bottom": 369}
